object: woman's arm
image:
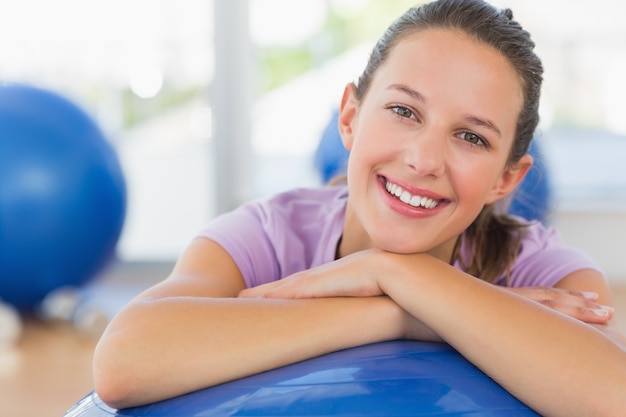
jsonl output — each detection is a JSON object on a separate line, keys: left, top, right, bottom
{"left": 380, "top": 257, "right": 626, "bottom": 417}
{"left": 242, "top": 250, "right": 626, "bottom": 417}
{"left": 93, "top": 239, "right": 421, "bottom": 409}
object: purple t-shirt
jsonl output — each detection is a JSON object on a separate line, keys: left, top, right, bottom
{"left": 198, "top": 185, "right": 603, "bottom": 288}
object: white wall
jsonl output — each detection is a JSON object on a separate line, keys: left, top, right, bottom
{"left": 553, "top": 209, "right": 626, "bottom": 284}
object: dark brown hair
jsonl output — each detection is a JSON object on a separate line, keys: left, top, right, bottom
{"left": 354, "top": 0, "right": 544, "bottom": 283}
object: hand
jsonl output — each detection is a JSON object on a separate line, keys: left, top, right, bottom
{"left": 239, "top": 250, "right": 385, "bottom": 299}
{"left": 504, "top": 287, "right": 614, "bottom": 324}
{"left": 238, "top": 250, "right": 445, "bottom": 343}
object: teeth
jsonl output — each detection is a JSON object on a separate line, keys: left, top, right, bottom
{"left": 385, "top": 181, "right": 440, "bottom": 209}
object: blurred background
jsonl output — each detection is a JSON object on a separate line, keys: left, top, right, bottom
{"left": 1, "top": 0, "right": 625, "bottom": 415}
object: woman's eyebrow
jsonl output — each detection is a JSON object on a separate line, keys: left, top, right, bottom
{"left": 463, "top": 115, "right": 502, "bottom": 138}
{"left": 387, "top": 83, "right": 427, "bottom": 104}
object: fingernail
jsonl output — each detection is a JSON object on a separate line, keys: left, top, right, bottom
{"left": 582, "top": 291, "right": 599, "bottom": 300}
{"left": 592, "top": 306, "right": 614, "bottom": 317}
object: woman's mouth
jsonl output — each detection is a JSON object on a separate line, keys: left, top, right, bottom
{"left": 384, "top": 180, "right": 441, "bottom": 209}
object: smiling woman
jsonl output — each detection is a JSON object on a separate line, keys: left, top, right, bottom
{"left": 2, "top": 3, "right": 624, "bottom": 416}
{"left": 91, "top": 1, "right": 626, "bottom": 416}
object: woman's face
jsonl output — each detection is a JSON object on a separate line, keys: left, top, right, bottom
{"left": 339, "top": 28, "right": 531, "bottom": 260}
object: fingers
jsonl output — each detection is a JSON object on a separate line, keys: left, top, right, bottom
{"left": 238, "top": 281, "right": 284, "bottom": 298}
{"left": 537, "top": 298, "right": 614, "bottom": 324}
{"left": 238, "top": 271, "right": 327, "bottom": 299}
{"left": 239, "top": 253, "right": 385, "bottom": 300}
{"left": 506, "top": 287, "right": 615, "bottom": 324}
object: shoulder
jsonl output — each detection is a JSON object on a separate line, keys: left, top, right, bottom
{"left": 506, "top": 220, "right": 604, "bottom": 288}
{"left": 517, "top": 219, "right": 560, "bottom": 252}
{"left": 196, "top": 185, "right": 348, "bottom": 287}
{"left": 259, "top": 185, "right": 349, "bottom": 220}
{"left": 243, "top": 185, "right": 349, "bottom": 236}
{"left": 199, "top": 185, "right": 348, "bottom": 235}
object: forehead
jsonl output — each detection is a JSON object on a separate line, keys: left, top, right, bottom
{"left": 373, "top": 28, "right": 523, "bottom": 133}
{"left": 392, "top": 28, "right": 521, "bottom": 82}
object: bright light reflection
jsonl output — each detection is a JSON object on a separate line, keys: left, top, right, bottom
{"left": 603, "top": 63, "right": 626, "bottom": 135}
{"left": 130, "top": 65, "right": 163, "bottom": 99}
{"left": 187, "top": 106, "right": 213, "bottom": 140}
{"left": 250, "top": 0, "right": 328, "bottom": 47}
{"left": 329, "top": 0, "right": 367, "bottom": 19}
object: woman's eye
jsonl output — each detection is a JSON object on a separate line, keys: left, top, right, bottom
{"left": 389, "top": 105, "right": 414, "bottom": 119}
{"left": 459, "top": 131, "right": 486, "bottom": 147}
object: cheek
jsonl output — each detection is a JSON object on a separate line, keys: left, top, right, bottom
{"left": 351, "top": 120, "right": 405, "bottom": 164}
{"left": 345, "top": 144, "right": 371, "bottom": 184}
{"left": 449, "top": 159, "right": 503, "bottom": 201}
{"left": 346, "top": 130, "right": 382, "bottom": 172}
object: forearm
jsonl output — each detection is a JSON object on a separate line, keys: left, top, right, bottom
{"left": 378, "top": 253, "right": 626, "bottom": 417}
{"left": 93, "top": 295, "right": 405, "bottom": 409}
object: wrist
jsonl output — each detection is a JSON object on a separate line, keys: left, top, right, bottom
{"left": 348, "top": 295, "right": 407, "bottom": 343}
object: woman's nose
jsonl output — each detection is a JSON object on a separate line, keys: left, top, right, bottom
{"left": 403, "top": 131, "right": 446, "bottom": 178}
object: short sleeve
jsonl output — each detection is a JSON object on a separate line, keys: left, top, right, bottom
{"left": 506, "top": 223, "right": 605, "bottom": 288}
{"left": 196, "top": 186, "right": 347, "bottom": 289}
{"left": 198, "top": 203, "right": 282, "bottom": 288}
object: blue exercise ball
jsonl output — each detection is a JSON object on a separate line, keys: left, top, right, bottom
{"left": 63, "top": 341, "right": 540, "bottom": 416}
{"left": 0, "top": 84, "right": 126, "bottom": 311}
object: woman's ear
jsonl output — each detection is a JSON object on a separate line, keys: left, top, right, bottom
{"left": 338, "top": 83, "right": 359, "bottom": 151}
{"left": 486, "top": 154, "right": 533, "bottom": 204}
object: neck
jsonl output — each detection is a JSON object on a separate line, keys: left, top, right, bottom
{"left": 337, "top": 202, "right": 374, "bottom": 259}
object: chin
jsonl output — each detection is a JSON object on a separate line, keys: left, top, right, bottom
{"left": 372, "top": 236, "right": 434, "bottom": 255}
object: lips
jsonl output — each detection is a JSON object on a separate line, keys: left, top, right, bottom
{"left": 384, "top": 180, "right": 441, "bottom": 209}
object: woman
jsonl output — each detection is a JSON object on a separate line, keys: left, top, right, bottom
{"left": 93, "top": 1, "right": 626, "bottom": 415}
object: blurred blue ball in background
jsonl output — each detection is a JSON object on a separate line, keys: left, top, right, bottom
{"left": 0, "top": 84, "right": 126, "bottom": 311}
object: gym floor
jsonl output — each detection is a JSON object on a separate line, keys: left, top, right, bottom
{"left": 2, "top": 266, "right": 626, "bottom": 417}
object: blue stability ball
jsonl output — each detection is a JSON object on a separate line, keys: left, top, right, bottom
{"left": 63, "top": 341, "right": 540, "bottom": 417}
{"left": 0, "top": 84, "right": 126, "bottom": 310}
